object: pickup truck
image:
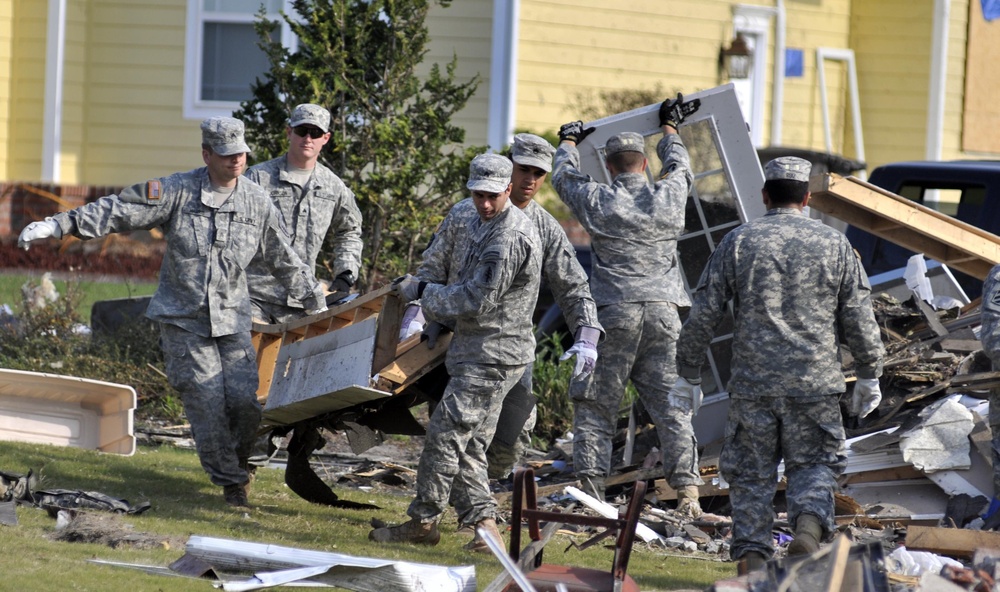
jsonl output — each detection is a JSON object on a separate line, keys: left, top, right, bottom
{"left": 845, "top": 160, "right": 1000, "bottom": 299}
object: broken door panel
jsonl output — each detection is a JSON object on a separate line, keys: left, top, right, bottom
{"left": 575, "top": 84, "right": 764, "bottom": 419}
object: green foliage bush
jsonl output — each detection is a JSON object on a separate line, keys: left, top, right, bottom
{"left": 0, "top": 278, "right": 176, "bottom": 423}
{"left": 530, "top": 334, "right": 637, "bottom": 449}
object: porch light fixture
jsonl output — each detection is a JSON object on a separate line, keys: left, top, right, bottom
{"left": 720, "top": 33, "right": 752, "bottom": 80}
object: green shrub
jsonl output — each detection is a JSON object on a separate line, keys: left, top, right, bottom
{"left": 0, "top": 278, "right": 174, "bottom": 422}
{"left": 530, "top": 334, "right": 637, "bottom": 449}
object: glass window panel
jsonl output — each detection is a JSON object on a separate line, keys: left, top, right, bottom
{"left": 201, "top": 23, "right": 273, "bottom": 102}
{"left": 204, "top": 0, "right": 281, "bottom": 14}
{"left": 680, "top": 120, "right": 722, "bottom": 174}
{"left": 678, "top": 234, "right": 712, "bottom": 288}
{"left": 684, "top": 193, "right": 705, "bottom": 235}
{"left": 711, "top": 226, "right": 738, "bottom": 250}
{"left": 694, "top": 173, "right": 739, "bottom": 227}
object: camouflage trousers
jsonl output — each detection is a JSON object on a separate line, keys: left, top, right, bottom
{"left": 721, "top": 394, "right": 847, "bottom": 560}
{"left": 159, "top": 323, "right": 262, "bottom": 487}
{"left": 571, "top": 302, "right": 702, "bottom": 488}
{"left": 485, "top": 362, "right": 537, "bottom": 480}
{"left": 991, "top": 388, "right": 1000, "bottom": 495}
{"left": 408, "top": 360, "right": 526, "bottom": 525}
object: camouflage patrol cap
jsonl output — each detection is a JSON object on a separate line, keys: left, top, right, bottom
{"left": 201, "top": 117, "right": 251, "bottom": 156}
{"left": 765, "top": 156, "right": 812, "bottom": 182}
{"left": 511, "top": 133, "right": 555, "bottom": 173}
{"left": 289, "top": 103, "right": 331, "bottom": 133}
{"left": 605, "top": 132, "right": 645, "bottom": 157}
{"left": 467, "top": 153, "right": 513, "bottom": 193}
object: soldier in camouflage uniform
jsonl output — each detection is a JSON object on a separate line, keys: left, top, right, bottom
{"left": 551, "top": 97, "right": 703, "bottom": 513}
{"left": 244, "top": 103, "right": 363, "bottom": 324}
{"left": 17, "top": 117, "right": 326, "bottom": 508}
{"left": 978, "top": 265, "right": 1000, "bottom": 529}
{"left": 410, "top": 133, "right": 603, "bottom": 480}
{"left": 369, "top": 153, "right": 542, "bottom": 552}
{"left": 673, "top": 156, "right": 885, "bottom": 570}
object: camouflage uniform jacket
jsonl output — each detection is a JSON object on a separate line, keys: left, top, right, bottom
{"left": 418, "top": 198, "right": 601, "bottom": 337}
{"left": 49, "top": 167, "right": 324, "bottom": 338}
{"left": 551, "top": 134, "right": 692, "bottom": 307}
{"left": 676, "top": 208, "right": 884, "bottom": 397}
{"left": 420, "top": 202, "right": 542, "bottom": 366}
{"left": 245, "top": 155, "right": 363, "bottom": 306}
{"left": 981, "top": 265, "right": 1000, "bottom": 366}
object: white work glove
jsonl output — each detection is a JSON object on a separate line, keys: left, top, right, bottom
{"left": 392, "top": 274, "right": 424, "bottom": 302}
{"left": 18, "top": 218, "right": 61, "bottom": 250}
{"left": 305, "top": 305, "right": 328, "bottom": 316}
{"left": 560, "top": 326, "right": 600, "bottom": 380}
{"left": 399, "top": 304, "right": 425, "bottom": 341}
{"left": 668, "top": 376, "right": 703, "bottom": 415}
{"left": 851, "top": 377, "right": 882, "bottom": 418}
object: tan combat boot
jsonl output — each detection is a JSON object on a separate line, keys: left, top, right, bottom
{"left": 737, "top": 551, "right": 768, "bottom": 575}
{"left": 463, "top": 518, "right": 503, "bottom": 553}
{"left": 223, "top": 482, "right": 250, "bottom": 508}
{"left": 787, "top": 513, "right": 823, "bottom": 555}
{"left": 675, "top": 485, "right": 703, "bottom": 518}
{"left": 368, "top": 518, "right": 441, "bottom": 546}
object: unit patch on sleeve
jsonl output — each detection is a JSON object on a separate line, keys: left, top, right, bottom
{"left": 147, "top": 180, "right": 162, "bottom": 201}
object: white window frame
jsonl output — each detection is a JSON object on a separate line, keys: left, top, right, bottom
{"left": 732, "top": 4, "right": 776, "bottom": 148}
{"left": 576, "top": 84, "right": 765, "bottom": 444}
{"left": 183, "top": 0, "right": 297, "bottom": 120}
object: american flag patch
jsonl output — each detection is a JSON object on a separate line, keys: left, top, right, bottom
{"left": 147, "top": 180, "right": 162, "bottom": 201}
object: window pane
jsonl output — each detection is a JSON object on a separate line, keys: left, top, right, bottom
{"left": 204, "top": 0, "right": 281, "bottom": 14}
{"left": 201, "top": 22, "right": 271, "bottom": 102}
{"left": 694, "top": 173, "right": 739, "bottom": 228}
{"left": 678, "top": 234, "right": 712, "bottom": 288}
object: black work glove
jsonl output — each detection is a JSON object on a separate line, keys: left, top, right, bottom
{"left": 324, "top": 272, "right": 355, "bottom": 306}
{"left": 422, "top": 321, "right": 450, "bottom": 349}
{"left": 658, "top": 92, "right": 702, "bottom": 128}
{"left": 558, "top": 121, "right": 596, "bottom": 145}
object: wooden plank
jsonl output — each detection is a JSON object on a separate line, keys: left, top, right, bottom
{"left": 377, "top": 334, "right": 451, "bottom": 386}
{"left": 808, "top": 174, "right": 1000, "bottom": 280}
{"left": 371, "top": 294, "right": 404, "bottom": 374}
{"left": 253, "top": 333, "right": 283, "bottom": 402}
{"left": 905, "top": 525, "right": 1000, "bottom": 559}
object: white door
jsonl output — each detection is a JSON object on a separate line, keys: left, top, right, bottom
{"left": 574, "top": 84, "right": 764, "bottom": 443}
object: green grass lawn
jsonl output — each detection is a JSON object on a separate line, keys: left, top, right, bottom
{"left": 0, "top": 272, "right": 157, "bottom": 325}
{"left": 0, "top": 440, "right": 735, "bottom": 591}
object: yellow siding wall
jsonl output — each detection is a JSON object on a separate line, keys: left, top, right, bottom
{"left": 2, "top": 0, "right": 200, "bottom": 186}
{"left": 0, "top": 1, "right": 12, "bottom": 180}
{"left": 6, "top": 0, "right": 46, "bottom": 181}
{"left": 516, "top": 0, "right": 731, "bottom": 137}
{"left": 424, "top": 0, "right": 493, "bottom": 147}
{"left": 941, "top": 0, "right": 970, "bottom": 160}
{"left": 73, "top": 0, "right": 199, "bottom": 185}
{"left": 850, "top": 0, "right": 932, "bottom": 168}
{"left": 515, "top": 0, "right": 854, "bottom": 156}
{"left": 781, "top": 1, "right": 853, "bottom": 154}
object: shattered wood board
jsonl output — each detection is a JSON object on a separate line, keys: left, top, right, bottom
{"left": 906, "top": 526, "right": 1000, "bottom": 559}
{"left": 0, "top": 368, "right": 136, "bottom": 455}
{"left": 808, "top": 173, "right": 1000, "bottom": 280}
{"left": 262, "top": 318, "right": 390, "bottom": 426}
{"left": 252, "top": 285, "right": 401, "bottom": 401}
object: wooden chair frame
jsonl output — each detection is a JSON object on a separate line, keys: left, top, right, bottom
{"left": 505, "top": 468, "right": 647, "bottom": 592}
